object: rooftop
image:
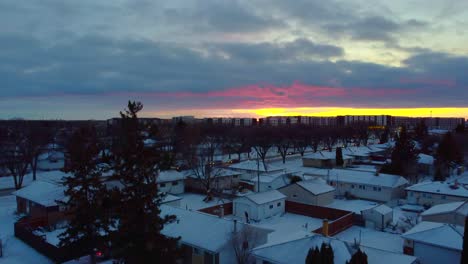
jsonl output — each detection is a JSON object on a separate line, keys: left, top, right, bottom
{"left": 402, "top": 221, "right": 464, "bottom": 251}
{"left": 296, "top": 180, "right": 335, "bottom": 195}
{"left": 303, "top": 151, "right": 352, "bottom": 160}
{"left": 13, "top": 180, "right": 66, "bottom": 207}
{"left": 157, "top": 170, "right": 185, "bottom": 183}
{"left": 229, "top": 160, "right": 283, "bottom": 172}
{"left": 421, "top": 201, "right": 467, "bottom": 216}
{"left": 241, "top": 190, "right": 286, "bottom": 205}
{"left": 406, "top": 181, "right": 468, "bottom": 198}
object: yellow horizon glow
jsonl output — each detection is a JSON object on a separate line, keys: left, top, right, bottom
{"left": 232, "top": 107, "right": 468, "bottom": 119}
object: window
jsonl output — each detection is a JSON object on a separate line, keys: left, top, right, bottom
{"left": 351, "top": 184, "right": 355, "bottom": 189}
{"left": 172, "top": 181, "right": 179, "bottom": 186}
{"left": 442, "top": 195, "right": 446, "bottom": 199}
{"left": 409, "top": 192, "right": 413, "bottom": 197}
{"left": 160, "top": 183, "right": 166, "bottom": 188}
{"left": 268, "top": 185, "right": 272, "bottom": 189}
{"left": 269, "top": 205, "right": 273, "bottom": 209}
{"left": 193, "top": 247, "right": 202, "bottom": 255}
{"left": 277, "top": 202, "right": 281, "bottom": 207}
{"left": 233, "top": 175, "right": 238, "bottom": 178}
{"left": 293, "top": 194, "right": 297, "bottom": 198}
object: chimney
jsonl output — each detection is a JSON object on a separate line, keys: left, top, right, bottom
{"left": 219, "top": 205, "right": 224, "bottom": 218}
{"left": 322, "top": 219, "right": 329, "bottom": 237}
{"left": 233, "top": 219, "right": 238, "bottom": 233}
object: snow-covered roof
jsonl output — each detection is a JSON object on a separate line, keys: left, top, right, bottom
{"left": 364, "top": 204, "right": 393, "bottom": 215}
{"left": 296, "top": 180, "right": 335, "bottom": 195}
{"left": 241, "top": 190, "right": 286, "bottom": 205}
{"left": 327, "top": 199, "right": 379, "bottom": 215}
{"left": 309, "top": 169, "right": 409, "bottom": 188}
{"left": 229, "top": 160, "right": 283, "bottom": 172}
{"left": 359, "top": 246, "right": 417, "bottom": 264}
{"left": 421, "top": 201, "right": 467, "bottom": 216}
{"left": 13, "top": 180, "right": 66, "bottom": 207}
{"left": 303, "top": 151, "right": 352, "bottom": 160}
{"left": 417, "top": 153, "right": 434, "bottom": 165}
{"left": 184, "top": 168, "right": 242, "bottom": 179}
{"left": 157, "top": 170, "right": 185, "bottom": 183}
{"left": 252, "top": 235, "right": 351, "bottom": 264}
{"left": 161, "top": 205, "right": 267, "bottom": 253}
{"left": 406, "top": 181, "right": 468, "bottom": 198}
{"left": 162, "top": 194, "right": 182, "bottom": 204}
{"left": 402, "top": 221, "right": 464, "bottom": 251}
{"left": 343, "top": 146, "right": 371, "bottom": 157}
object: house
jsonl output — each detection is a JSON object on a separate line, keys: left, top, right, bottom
{"left": 302, "top": 151, "right": 353, "bottom": 168}
{"left": 233, "top": 190, "right": 286, "bottom": 222}
{"left": 252, "top": 235, "right": 417, "bottom": 264}
{"left": 421, "top": 201, "right": 468, "bottom": 226}
{"left": 248, "top": 171, "right": 295, "bottom": 192}
{"left": 157, "top": 170, "right": 185, "bottom": 194}
{"left": 13, "top": 180, "right": 67, "bottom": 227}
{"left": 161, "top": 205, "right": 271, "bottom": 264}
{"left": 278, "top": 179, "right": 335, "bottom": 206}
{"left": 361, "top": 204, "right": 393, "bottom": 230}
{"left": 229, "top": 160, "right": 284, "bottom": 180}
{"left": 185, "top": 168, "right": 242, "bottom": 193}
{"left": 402, "top": 221, "right": 463, "bottom": 264}
{"left": 37, "top": 150, "right": 65, "bottom": 171}
{"left": 304, "top": 169, "right": 409, "bottom": 203}
{"left": 162, "top": 194, "right": 182, "bottom": 207}
{"left": 406, "top": 181, "right": 468, "bottom": 206}
{"left": 417, "top": 153, "right": 434, "bottom": 175}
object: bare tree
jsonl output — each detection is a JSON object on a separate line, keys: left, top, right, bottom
{"left": 0, "top": 127, "right": 31, "bottom": 189}
{"left": 26, "top": 125, "right": 53, "bottom": 181}
{"left": 275, "top": 128, "right": 292, "bottom": 164}
{"left": 231, "top": 225, "right": 262, "bottom": 264}
{"left": 251, "top": 128, "right": 273, "bottom": 171}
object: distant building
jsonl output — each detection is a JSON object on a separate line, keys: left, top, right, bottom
{"left": 420, "top": 201, "right": 468, "bottom": 226}
{"left": 302, "top": 151, "right": 353, "bottom": 168}
{"left": 406, "top": 181, "right": 468, "bottom": 206}
{"left": 361, "top": 204, "right": 393, "bottom": 230}
{"left": 278, "top": 179, "right": 335, "bottom": 206}
{"left": 157, "top": 170, "right": 186, "bottom": 195}
{"left": 233, "top": 190, "right": 286, "bottom": 222}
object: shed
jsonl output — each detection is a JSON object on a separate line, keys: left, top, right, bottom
{"left": 421, "top": 201, "right": 468, "bottom": 226}
{"left": 279, "top": 179, "right": 335, "bottom": 206}
{"left": 302, "top": 151, "right": 353, "bottom": 168}
{"left": 361, "top": 204, "right": 393, "bottom": 230}
{"left": 157, "top": 170, "right": 185, "bottom": 194}
{"left": 233, "top": 190, "right": 286, "bottom": 222}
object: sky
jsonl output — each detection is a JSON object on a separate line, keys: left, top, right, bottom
{"left": 0, "top": 0, "right": 468, "bottom": 120}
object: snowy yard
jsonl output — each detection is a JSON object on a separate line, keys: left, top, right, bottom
{"left": 334, "top": 226, "right": 404, "bottom": 253}
{"left": 0, "top": 195, "right": 53, "bottom": 264}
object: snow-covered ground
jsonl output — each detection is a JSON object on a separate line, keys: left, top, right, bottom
{"left": 0, "top": 195, "right": 53, "bottom": 264}
{"left": 176, "top": 193, "right": 231, "bottom": 210}
{"left": 0, "top": 170, "right": 67, "bottom": 192}
{"left": 334, "top": 226, "right": 404, "bottom": 253}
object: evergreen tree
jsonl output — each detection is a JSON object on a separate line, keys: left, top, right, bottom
{"left": 414, "top": 120, "right": 428, "bottom": 142}
{"left": 379, "top": 127, "right": 390, "bottom": 144}
{"left": 381, "top": 126, "right": 419, "bottom": 182}
{"left": 435, "top": 132, "right": 463, "bottom": 180}
{"left": 110, "top": 101, "right": 180, "bottom": 263}
{"left": 305, "top": 246, "right": 321, "bottom": 264}
{"left": 346, "top": 249, "right": 368, "bottom": 264}
{"left": 58, "top": 126, "right": 111, "bottom": 264}
{"left": 336, "top": 147, "right": 344, "bottom": 167}
{"left": 320, "top": 242, "right": 334, "bottom": 264}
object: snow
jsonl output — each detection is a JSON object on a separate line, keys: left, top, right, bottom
{"left": 400, "top": 204, "right": 425, "bottom": 212}
{"left": 325, "top": 169, "right": 409, "bottom": 188}
{"left": 421, "top": 201, "right": 465, "bottom": 216}
{"left": 33, "top": 228, "right": 64, "bottom": 247}
{"left": 242, "top": 190, "right": 286, "bottom": 205}
{"left": 417, "top": 153, "right": 434, "bottom": 165}
{"left": 406, "top": 181, "right": 468, "bottom": 198}
{"left": 161, "top": 205, "right": 252, "bottom": 253}
{"left": 157, "top": 170, "right": 185, "bottom": 183}
{"left": 327, "top": 199, "right": 379, "bottom": 215}
{"left": 303, "top": 151, "right": 352, "bottom": 160}
{"left": 0, "top": 170, "right": 68, "bottom": 191}
{"left": 371, "top": 204, "right": 393, "bottom": 215}
{"left": 0, "top": 195, "right": 53, "bottom": 264}
{"left": 229, "top": 160, "right": 283, "bottom": 172}
{"left": 253, "top": 236, "right": 352, "bottom": 264}
{"left": 402, "top": 221, "right": 463, "bottom": 251}
{"left": 334, "top": 226, "right": 404, "bottom": 253}
{"left": 162, "top": 194, "right": 182, "bottom": 204}
{"left": 296, "top": 180, "right": 335, "bottom": 195}
{"left": 359, "top": 246, "right": 417, "bottom": 264}
{"left": 12, "top": 181, "right": 66, "bottom": 207}
{"left": 176, "top": 193, "right": 230, "bottom": 210}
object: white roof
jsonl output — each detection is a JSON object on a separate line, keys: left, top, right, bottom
{"left": 360, "top": 246, "right": 417, "bottom": 264}
{"left": 402, "top": 221, "right": 464, "bottom": 251}
{"left": 296, "top": 180, "right": 335, "bottom": 195}
{"left": 406, "top": 181, "right": 468, "bottom": 198}
{"left": 229, "top": 160, "right": 283, "bottom": 172}
{"left": 343, "top": 147, "right": 371, "bottom": 157}
{"left": 13, "top": 180, "right": 66, "bottom": 207}
{"left": 253, "top": 235, "right": 351, "bottom": 264}
{"left": 365, "top": 204, "right": 393, "bottom": 215}
{"left": 314, "top": 169, "right": 409, "bottom": 188}
{"left": 303, "top": 151, "right": 352, "bottom": 160}
{"left": 421, "top": 201, "right": 466, "bottom": 216}
{"left": 417, "top": 153, "right": 434, "bottom": 165}
{"left": 241, "top": 190, "right": 286, "bottom": 205}
{"left": 162, "top": 194, "right": 182, "bottom": 204}
{"left": 157, "top": 170, "right": 185, "bottom": 183}
{"left": 161, "top": 205, "right": 251, "bottom": 252}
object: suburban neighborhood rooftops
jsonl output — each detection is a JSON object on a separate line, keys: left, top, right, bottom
{"left": 406, "top": 181, "right": 468, "bottom": 198}
{"left": 402, "top": 221, "right": 464, "bottom": 251}
{"left": 13, "top": 180, "right": 66, "bottom": 207}
{"left": 359, "top": 246, "right": 417, "bottom": 264}
{"left": 421, "top": 201, "right": 467, "bottom": 216}
{"left": 363, "top": 204, "right": 393, "bottom": 215}
{"left": 296, "top": 180, "right": 335, "bottom": 195}
{"left": 242, "top": 190, "right": 286, "bottom": 205}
